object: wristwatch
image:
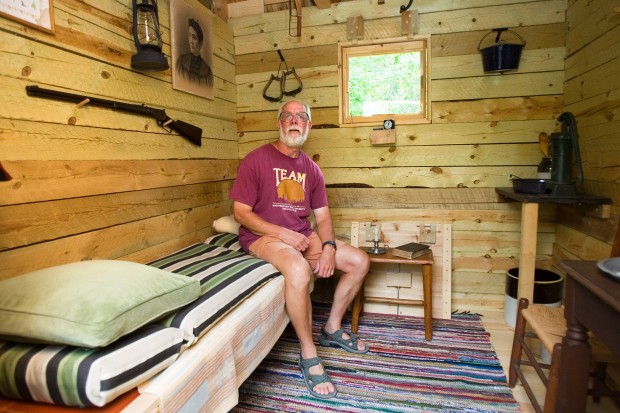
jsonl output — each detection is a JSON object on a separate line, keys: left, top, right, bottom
{"left": 322, "top": 240, "right": 337, "bottom": 251}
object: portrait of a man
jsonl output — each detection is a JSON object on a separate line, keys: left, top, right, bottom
{"left": 170, "top": 0, "right": 214, "bottom": 99}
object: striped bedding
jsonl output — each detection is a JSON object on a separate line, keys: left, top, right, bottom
{"left": 148, "top": 241, "right": 281, "bottom": 344}
{"left": 136, "top": 275, "right": 288, "bottom": 413}
{"left": 204, "top": 232, "right": 244, "bottom": 251}
{"left": 0, "top": 325, "right": 184, "bottom": 407}
{"left": 0, "top": 235, "right": 284, "bottom": 409}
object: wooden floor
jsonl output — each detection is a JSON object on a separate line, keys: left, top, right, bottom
{"left": 481, "top": 309, "right": 619, "bottom": 413}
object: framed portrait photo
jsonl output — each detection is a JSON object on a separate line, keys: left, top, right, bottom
{"left": 0, "top": 0, "right": 55, "bottom": 34}
{"left": 170, "top": 0, "right": 214, "bottom": 100}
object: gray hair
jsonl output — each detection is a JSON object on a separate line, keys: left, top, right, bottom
{"left": 278, "top": 100, "right": 311, "bottom": 121}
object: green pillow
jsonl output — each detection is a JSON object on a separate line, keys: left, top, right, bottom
{"left": 0, "top": 260, "right": 200, "bottom": 347}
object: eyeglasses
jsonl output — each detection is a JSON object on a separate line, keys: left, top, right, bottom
{"left": 279, "top": 112, "right": 310, "bottom": 122}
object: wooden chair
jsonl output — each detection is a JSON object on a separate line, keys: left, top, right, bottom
{"left": 508, "top": 219, "right": 620, "bottom": 413}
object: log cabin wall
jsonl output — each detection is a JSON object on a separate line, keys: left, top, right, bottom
{"left": 231, "top": 0, "right": 617, "bottom": 313}
{"left": 553, "top": 0, "right": 620, "bottom": 262}
{"left": 0, "top": 1, "right": 237, "bottom": 280}
{"left": 0, "top": 0, "right": 617, "bottom": 315}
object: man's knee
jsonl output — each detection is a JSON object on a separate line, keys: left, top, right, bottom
{"left": 339, "top": 245, "right": 370, "bottom": 276}
{"left": 357, "top": 248, "right": 371, "bottom": 273}
{"left": 282, "top": 257, "right": 314, "bottom": 291}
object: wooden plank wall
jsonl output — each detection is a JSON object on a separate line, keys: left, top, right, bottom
{"left": 1, "top": 0, "right": 616, "bottom": 316}
{"left": 0, "top": 1, "right": 238, "bottom": 279}
{"left": 351, "top": 221, "right": 453, "bottom": 319}
{"left": 229, "top": 0, "right": 578, "bottom": 313}
{"left": 556, "top": 0, "right": 620, "bottom": 388}
{"left": 553, "top": 0, "right": 620, "bottom": 262}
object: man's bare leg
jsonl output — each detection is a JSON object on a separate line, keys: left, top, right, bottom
{"left": 323, "top": 243, "right": 370, "bottom": 352}
{"left": 255, "top": 245, "right": 336, "bottom": 397}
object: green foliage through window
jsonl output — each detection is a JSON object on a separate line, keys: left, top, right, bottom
{"left": 348, "top": 52, "right": 421, "bottom": 117}
{"left": 339, "top": 37, "right": 430, "bottom": 126}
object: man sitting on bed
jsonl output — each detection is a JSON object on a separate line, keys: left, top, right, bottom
{"left": 229, "top": 99, "right": 370, "bottom": 399}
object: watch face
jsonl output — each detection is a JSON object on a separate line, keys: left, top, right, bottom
{"left": 383, "top": 119, "right": 395, "bottom": 129}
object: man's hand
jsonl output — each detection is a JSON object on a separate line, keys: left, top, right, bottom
{"left": 279, "top": 228, "right": 310, "bottom": 252}
{"left": 234, "top": 202, "right": 309, "bottom": 251}
{"left": 314, "top": 247, "right": 336, "bottom": 278}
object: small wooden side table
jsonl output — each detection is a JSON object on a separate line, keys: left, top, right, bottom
{"left": 351, "top": 248, "right": 435, "bottom": 341}
{"left": 555, "top": 260, "right": 620, "bottom": 413}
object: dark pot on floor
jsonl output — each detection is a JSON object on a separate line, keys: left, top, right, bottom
{"left": 504, "top": 268, "right": 564, "bottom": 329}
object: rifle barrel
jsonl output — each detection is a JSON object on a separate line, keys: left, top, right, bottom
{"left": 27, "top": 85, "right": 144, "bottom": 112}
{"left": 28, "top": 85, "right": 111, "bottom": 107}
{"left": 25, "top": 85, "right": 201, "bottom": 146}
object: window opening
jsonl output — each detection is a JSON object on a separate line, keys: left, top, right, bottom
{"left": 339, "top": 36, "right": 431, "bottom": 127}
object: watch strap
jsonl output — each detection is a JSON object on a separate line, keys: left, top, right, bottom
{"left": 322, "top": 240, "right": 337, "bottom": 250}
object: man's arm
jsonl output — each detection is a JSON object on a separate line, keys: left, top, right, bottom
{"left": 232, "top": 201, "right": 309, "bottom": 251}
{"left": 313, "top": 206, "right": 337, "bottom": 277}
{"left": 313, "top": 206, "right": 336, "bottom": 245}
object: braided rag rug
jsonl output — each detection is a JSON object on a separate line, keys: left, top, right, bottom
{"left": 232, "top": 303, "right": 520, "bottom": 413}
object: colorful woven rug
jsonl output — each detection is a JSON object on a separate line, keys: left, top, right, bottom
{"left": 232, "top": 303, "right": 520, "bottom": 413}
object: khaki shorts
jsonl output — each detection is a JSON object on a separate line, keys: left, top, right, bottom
{"left": 248, "top": 232, "right": 323, "bottom": 270}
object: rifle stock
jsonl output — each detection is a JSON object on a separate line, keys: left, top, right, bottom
{"left": 165, "top": 119, "right": 203, "bottom": 147}
{"left": 26, "top": 85, "right": 202, "bottom": 147}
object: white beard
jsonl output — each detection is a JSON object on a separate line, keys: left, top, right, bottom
{"left": 279, "top": 125, "right": 308, "bottom": 148}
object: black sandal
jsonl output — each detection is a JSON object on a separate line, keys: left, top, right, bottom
{"left": 298, "top": 354, "right": 338, "bottom": 399}
{"left": 319, "top": 326, "right": 370, "bottom": 354}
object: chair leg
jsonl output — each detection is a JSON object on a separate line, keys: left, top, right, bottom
{"left": 543, "top": 343, "right": 562, "bottom": 413}
{"left": 509, "top": 298, "right": 530, "bottom": 387}
{"left": 588, "top": 362, "right": 620, "bottom": 408}
{"left": 591, "top": 362, "right": 607, "bottom": 403}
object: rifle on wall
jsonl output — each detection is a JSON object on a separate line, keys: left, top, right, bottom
{"left": 26, "top": 85, "right": 202, "bottom": 146}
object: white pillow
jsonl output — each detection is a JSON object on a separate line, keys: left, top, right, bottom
{"left": 213, "top": 214, "right": 241, "bottom": 234}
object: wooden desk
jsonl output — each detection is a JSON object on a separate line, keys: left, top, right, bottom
{"left": 351, "top": 248, "right": 434, "bottom": 341}
{"left": 495, "top": 188, "right": 610, "bottom": 302}
{"left": 556, "top": 260, "right": 620, "bottom": 413}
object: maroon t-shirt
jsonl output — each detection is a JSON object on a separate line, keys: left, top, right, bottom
{"left": 229, "top": 143, "right": 328, "bottom": 252}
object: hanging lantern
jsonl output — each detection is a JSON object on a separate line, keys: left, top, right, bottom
{"left": 131, "top": 0, "right": 169, "bottom": 71}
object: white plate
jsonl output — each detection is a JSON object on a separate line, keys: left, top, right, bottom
{"left": 597, "top": 257, "right": 620, "bottom": 280}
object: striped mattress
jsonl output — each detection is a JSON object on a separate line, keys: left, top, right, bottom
{"left": 0, "top": 234, "right": 286, "bottom": 411}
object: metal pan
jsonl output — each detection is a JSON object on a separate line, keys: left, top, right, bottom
{"left": 510, "top": 175, "right": 548, "bottom": 194}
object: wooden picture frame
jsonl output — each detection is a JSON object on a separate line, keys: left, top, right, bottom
{"left": 0, "top": 0, "right": 55, "bottom": 34}
{"left": 170, "top": 0, "right": 214, "bottom": 100}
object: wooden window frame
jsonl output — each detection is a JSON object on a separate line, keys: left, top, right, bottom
{"left": 338, "top": 36, "right": 431, "bottom": 127}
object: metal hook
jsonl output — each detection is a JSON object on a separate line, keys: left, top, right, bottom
{"left": 400, "top": 0, "right": 413, "bottom": 13}
{"left": 277, "top": 49, "right": 288, "bottom": 71}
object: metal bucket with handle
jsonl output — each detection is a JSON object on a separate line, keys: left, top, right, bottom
{"left": 479, "top": 28, "right": 526, "bottom": 72}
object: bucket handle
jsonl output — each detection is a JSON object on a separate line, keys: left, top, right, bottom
{"left": 478, "top": 28, "right": 526, "bottom": 51}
